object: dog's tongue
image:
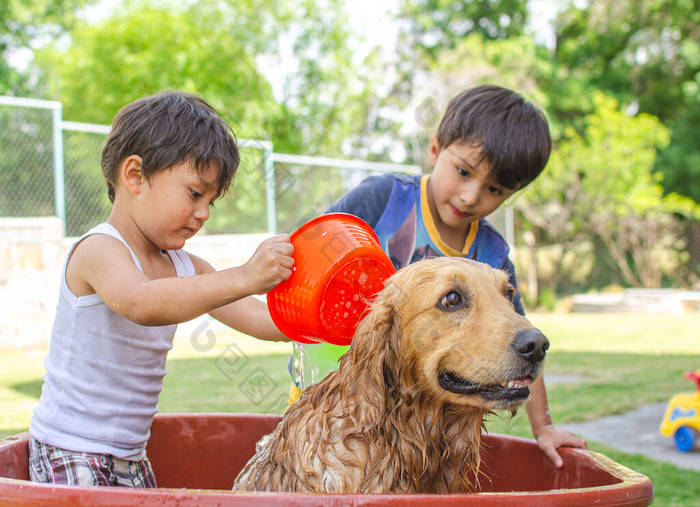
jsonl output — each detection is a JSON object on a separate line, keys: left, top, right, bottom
{"left": 506, "top": 377, "right": 531, "bottom": 389}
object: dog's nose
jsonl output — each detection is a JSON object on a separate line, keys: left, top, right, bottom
{"left": 512, "top": 329, "right": 549, "bottom": 364}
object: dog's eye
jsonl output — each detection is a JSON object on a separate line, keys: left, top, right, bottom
{"left": 505, "top": 285, "right": 516, "bottom": 302}
{"left": 438, "top": 291, "right": 466, "bottom": 311}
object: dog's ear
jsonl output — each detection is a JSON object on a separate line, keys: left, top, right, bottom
{"left": 340, "top": 286, "right": 401, "bottom": 427}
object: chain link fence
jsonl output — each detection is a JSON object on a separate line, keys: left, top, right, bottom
{"left": 62, "top": 127, "right": 112, "bottom": 236}
{"left": 0, "top": 103, "right": 56, "bottom": 220}
{"left": 0, "top": 96, "right": 422, "bottom": 238}
{"left": 269, "top": 154, "right": 426, "bottom": 234}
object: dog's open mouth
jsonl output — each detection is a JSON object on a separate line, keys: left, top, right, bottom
{"left": 438, "top": 371, "right": 532, "bottom": 401}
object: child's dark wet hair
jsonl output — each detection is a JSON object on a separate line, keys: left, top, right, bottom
{"left": 436, "top": 85, "right": 551, "bottom": 190}
{"left": 101, "top": 91, "right": 239, "bottom": 203}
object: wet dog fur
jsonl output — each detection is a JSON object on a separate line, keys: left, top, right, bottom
{"left": 232, "top": 257, "right": 549, "bottom": 493}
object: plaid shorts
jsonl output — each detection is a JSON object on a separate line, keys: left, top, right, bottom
{"left": 28, "top": 437, "right": 157, "bottom": 488}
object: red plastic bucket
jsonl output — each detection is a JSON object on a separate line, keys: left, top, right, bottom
{"left": 268, "top": 213, "right": 395, "bottom": 345}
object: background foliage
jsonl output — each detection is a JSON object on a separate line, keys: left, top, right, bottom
{"left": 1, "top": 0, "right": 699, "bottom": 294}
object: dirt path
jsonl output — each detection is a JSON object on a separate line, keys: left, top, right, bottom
{"left": 561, "top": 402, "right": 700, "bottom": 471}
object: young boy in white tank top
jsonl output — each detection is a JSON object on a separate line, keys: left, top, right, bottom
{"left": 28, "top": 91, "right": 295, "bottom": 487}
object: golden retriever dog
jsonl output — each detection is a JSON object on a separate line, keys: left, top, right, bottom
{"left": 232, "top": 257, "right": 549, "bottom": 493}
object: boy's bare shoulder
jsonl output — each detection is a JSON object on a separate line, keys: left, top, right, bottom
{"left": 66, "top": 233, "right": 136, "bottom": 296}
{"left": 73, "top": 233, "right": 132, "bottom": 262}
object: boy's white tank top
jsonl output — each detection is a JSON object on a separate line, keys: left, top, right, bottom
{"left": 30, "top": 223, "right": 195, "bottom": 460}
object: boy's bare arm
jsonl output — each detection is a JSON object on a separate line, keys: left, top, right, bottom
{"left": 525, "top": 375, "right": 552, "bottom": 434}
{"left": 210, "top": 296, "right": 288, "bottom": 341}
{"left": 71, "top": 234, "right": 293, "bottom": 326}
{"left": 190, "top": 254, "right": 289, "bottom": 341}
{"left": 525, "top": 374, "right": 587, "bottom": 467}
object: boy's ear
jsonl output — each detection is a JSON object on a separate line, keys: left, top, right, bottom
{"left": 121, "top": 155, "right": 144, "bottom": 195}
{"left": 428, "top": 135, "right": 440, "bottom": 166}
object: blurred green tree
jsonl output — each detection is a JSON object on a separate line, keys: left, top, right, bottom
{"left": 550, "top": 0, "right": 700, "bottom": 202}
{"left": 36, "top": 5, "right": 279, "bottom": 136}
{"left": 0, "top": 0, "right": 95, "bottom": 94}
{"left": 397, "top": 0, "right": 529, "bottom": 61}
{"left": 520, "top": 92, "right": 698, "bottom": 288}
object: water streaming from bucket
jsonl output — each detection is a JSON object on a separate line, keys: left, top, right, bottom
{"left": 292, "top": 342, "right": 350, "bottom": 389}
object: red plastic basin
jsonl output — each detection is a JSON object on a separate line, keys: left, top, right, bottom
{"left": 0, "top": 413, "right": 653, "bottom": 506}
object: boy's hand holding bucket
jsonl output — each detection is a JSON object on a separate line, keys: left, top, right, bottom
{"left": 241, "top": 235, "right": 295, "bottom": 294}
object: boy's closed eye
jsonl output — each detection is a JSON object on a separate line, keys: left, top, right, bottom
{"left": 456, "top": 166, "right": 470, "bottom": 178}
{"left": 455, "top": 166, "right": 505, "bottom": 196}
{"left": 189, "top": 188, "right": 217, "bottom": 207}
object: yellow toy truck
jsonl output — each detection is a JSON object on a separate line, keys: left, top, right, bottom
{"left": 660, "top": 370, "right": 700, "bottom": 452}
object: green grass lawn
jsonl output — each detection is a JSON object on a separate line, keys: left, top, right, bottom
{"left": 1, "top": 312, "right": 699, "bottom": 504}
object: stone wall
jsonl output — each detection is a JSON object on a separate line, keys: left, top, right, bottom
{"left": 0, "top": 217, "right": 272, "bottom": 348}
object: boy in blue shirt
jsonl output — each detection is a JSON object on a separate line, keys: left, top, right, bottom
{"left": 291, "top": 84, "right": 586, "bottom": 468}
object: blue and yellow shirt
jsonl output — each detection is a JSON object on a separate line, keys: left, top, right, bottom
{"left": 326, "top": 172, "right": 524, "bottom": 314}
